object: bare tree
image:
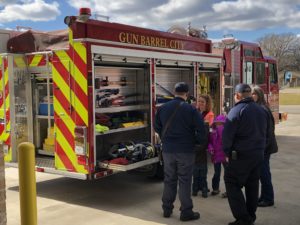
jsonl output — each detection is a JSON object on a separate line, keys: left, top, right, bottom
{"left": 257, "top": 33, "right": 298, "bottom": 71}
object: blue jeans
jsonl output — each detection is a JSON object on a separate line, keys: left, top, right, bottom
{"left": 259, "top": 154, "right": 274, "bottom": 202}
{"left": 162, "top": 152, "right": 195, "bottom": 215}
{"left": 193, "top": 163, "right": 208, "bottom": 193}
{"left": 212, "top": 162, "right": 227, "bottom": 191}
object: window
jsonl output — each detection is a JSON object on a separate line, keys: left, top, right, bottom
{"left": 269, "top": 63, "right": 278, "bottom": 84}
{"left": 244, "top": 49, "right": 254, "bottom": 57}
{"left": 256, "top": 62, "right": 265, "bottom": 84}
{"left": 243, "top": 61, "right": 253, "bottom": 84}
{"left": 255, "top": 49, "right": 262, "bottom": 58}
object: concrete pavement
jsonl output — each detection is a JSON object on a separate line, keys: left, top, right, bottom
{"left": 4, "top": 105, "right": 300, "bottom": 225}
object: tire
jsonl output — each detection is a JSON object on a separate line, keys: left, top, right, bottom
{"left": 146, "top": 162, "right": 164, "bottom": 179}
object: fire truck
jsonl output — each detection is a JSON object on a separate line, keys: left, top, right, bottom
{"left": 0, "top": 9, "right": 223, "bottom": 179}
{"left": 212, "top": 35, "right": 280, "bottom": 122}
{"left": 1, "top": 9, "right": 281, "bottom": 180}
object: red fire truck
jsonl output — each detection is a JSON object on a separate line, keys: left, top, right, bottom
{"left": 1, "top": 9, "right": 281, "bottom": 180}
{"left": 0, "top": 9, "right": 223, "bottom": 179}
{"left": 212, "top": 35, "right": 280, "bottom": 122}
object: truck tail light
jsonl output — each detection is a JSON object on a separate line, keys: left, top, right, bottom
{"left": 74, "top": 126, "right": 87, "bottom": 156}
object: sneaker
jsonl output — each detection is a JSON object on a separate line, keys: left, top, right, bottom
{"left": 192, "top": 191, "right": 198, "bottom": 196}
{"left": 257, "top": 200, "right": 274, "bottom": 207}
{"left": 211, "top": 190, "right": 220, "bottom": 196}
{"left": 163, "top": 210, "right": 172, "bottom": 218}
{"left": 180, "top": 211, "right": 200, "bottom": 221}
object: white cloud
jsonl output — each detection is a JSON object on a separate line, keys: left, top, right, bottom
{"left": 0, "top": 0, "right": 60, "bottom": 23}
{"left": 67, "top": 0, "right": 300, "bottom": 32}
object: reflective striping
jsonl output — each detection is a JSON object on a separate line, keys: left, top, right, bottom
{"left": 73, "top": 94, "right": 88, "bottom": 125}
{"left": 1, "top": 120, "right": 10, "bottom": 139}
{"left": 53, "top": 39, "right": 89, "bottom": 174}
{"left": 69, "top": 44, "right": 87, "bottom": 76}
{"left": 55, "top": 149, "right": 73, "bottom": 171}
{"left": 53, "top": 96, "right": 87, "bottom": 173}
{"left": 55, "top": 152, "right": 65, "bottom": 170}
{"left": 55, "top": 50, "right": 88, "bottom": 96}
{"left": 29, "top": 55, "right": 43, "bottom": 67}
{"left": 55, "top": 134, "right": 76, "bottom": 172}
{"left": 68, "top": 28, "right": 73, "bottom": 45}
{"left": 53, "top": 66, "right": 71, "bottom": 103}
{"left": 14, "top": 56, "right": 26, "bottom": 68}
{"left": 53, "top": 96, "right": 74, "bottom": 133}
{"left": 52, "top": 53, "right": 88, "bottom": 125}
{"left": 0, "top": 56, "right": 11, "bottom": 162}
{"left": 56, "top": 126, "right": 87, "bottom": 173}
{"left": 0, "top": 120, "right": 10, "bottom": 141}
{"left": 53, "top": 102, "right": 87, "bottom": 173}
{"left": 72, "top": 42, "right": 87, "bottom": 64}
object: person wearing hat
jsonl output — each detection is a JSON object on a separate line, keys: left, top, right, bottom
{"left": 155, "top": 82, "right": 206, "bottom": 221}
{"left": 222, "top": 83, "right": 268, "bottom": 225}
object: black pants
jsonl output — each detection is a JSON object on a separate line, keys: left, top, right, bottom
{"left": 259, "top": 154, "right": 274, "bottom": 202}
{"left": 212, "top": 162, "right": 227, "bottom": 191}
{"left": 162, "top": 152, "right": 194, "bottom": 215}
{"left": 224, "top": 152, "right": 263, "bottom": 222}
{"left": 193, "top": 163, "right": 208, "bottom": 193}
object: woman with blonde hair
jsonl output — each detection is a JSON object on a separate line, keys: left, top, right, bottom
{"left": 192, "top": 94, "right": 214, "bottom": 197}
{"left": 197, "top": 94, "right": 214, "bottom": 126}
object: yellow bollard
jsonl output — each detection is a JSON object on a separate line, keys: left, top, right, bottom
{"left": 18, "top": 142, "right": 37, "bottom": 225}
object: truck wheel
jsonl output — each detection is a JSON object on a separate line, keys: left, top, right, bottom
{"left": 147, "top": 162, "right": 164, "bottom": 179}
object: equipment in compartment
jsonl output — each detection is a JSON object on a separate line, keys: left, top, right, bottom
{"left": 95, "top": 76, "right": 127, "bottom": 87}
{"left": 95, "top": 111, "right": 146, "bottom": 132}
{"left": 43, "top": 127, "right": 55, "bottom": 152}
{"left": 198, "top": 71, "right": 221, "bottom": 115}
{"left": 95, "top": 88, "right": 140, "bottom": 107}
{"left": 155, "top": 82, "right": 175, "bottom": 104}
{"left": 39, "top": 103, "right": 54, "bottom": 116}
{"left": 106, "top": 141, "right": 155, "bottom": 164}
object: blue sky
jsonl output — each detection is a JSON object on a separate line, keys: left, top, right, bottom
{"left": 1, "top": 0, "right": 300, "bottom": 42}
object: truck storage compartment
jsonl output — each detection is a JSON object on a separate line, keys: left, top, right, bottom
{"left": 93, "top": 61, "right": 156, "bottom": 171}
{"left": 155, "top": 66, "right": 194, "bottom": 107}
{"left": 31, "top": 63, "right": 55, "bottom": 157}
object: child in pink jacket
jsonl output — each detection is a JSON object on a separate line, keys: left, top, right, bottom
{"left": 208, "top": 115, "right": 227, "bottom": 196}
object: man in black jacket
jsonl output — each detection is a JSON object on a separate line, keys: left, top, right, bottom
{"left": 222, "top": 83, "right": 268, "bottom": 225}
{"left": 155, "top": 82, "right": 206, "bottom": 221}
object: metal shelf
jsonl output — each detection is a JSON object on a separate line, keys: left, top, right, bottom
{"left": 37, "top": 149, "right": 54, "bottom": 156}
{"left": 95, "top": 104, "right": 149, "bottom": 113}
{"left": 16, "top": 114, "right": 27, "bottom": 118}
{"left": 34, "top": 74, "right": 53, "bottom": 79}
{"left": 99, "top": 157, "right": 159, "bottom": 171}
{"left": 36, "top": 83, "right": 53, "bottom": 85}
{"left": 36, "top": 115, "right": 54, "bottom": 119}
{"left": 96, "top": 124, "right": 147, "bottom": 136}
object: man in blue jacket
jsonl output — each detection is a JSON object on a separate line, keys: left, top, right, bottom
{"left": 223, "top": 83, "right": 267, "bottom": 225}
{"left": 155, "top": 82, "right": 206, "bottom": 221}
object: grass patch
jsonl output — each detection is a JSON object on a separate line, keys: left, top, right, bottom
{"left": 279, "top": 93, "right": 300, "bottom": 105}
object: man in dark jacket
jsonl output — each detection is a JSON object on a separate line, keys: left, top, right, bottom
{"left": 222, "top": 83, "right": 268, "bottom": 225}
{"left": 155, "top": 82, "right": 206, "bottom": 221}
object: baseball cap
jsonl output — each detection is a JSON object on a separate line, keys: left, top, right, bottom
{"left": 235, "top": 83, "right": 251, "bottom": 93}
{"left": 175, "top": 82, "right": 189, "bottom": 93}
